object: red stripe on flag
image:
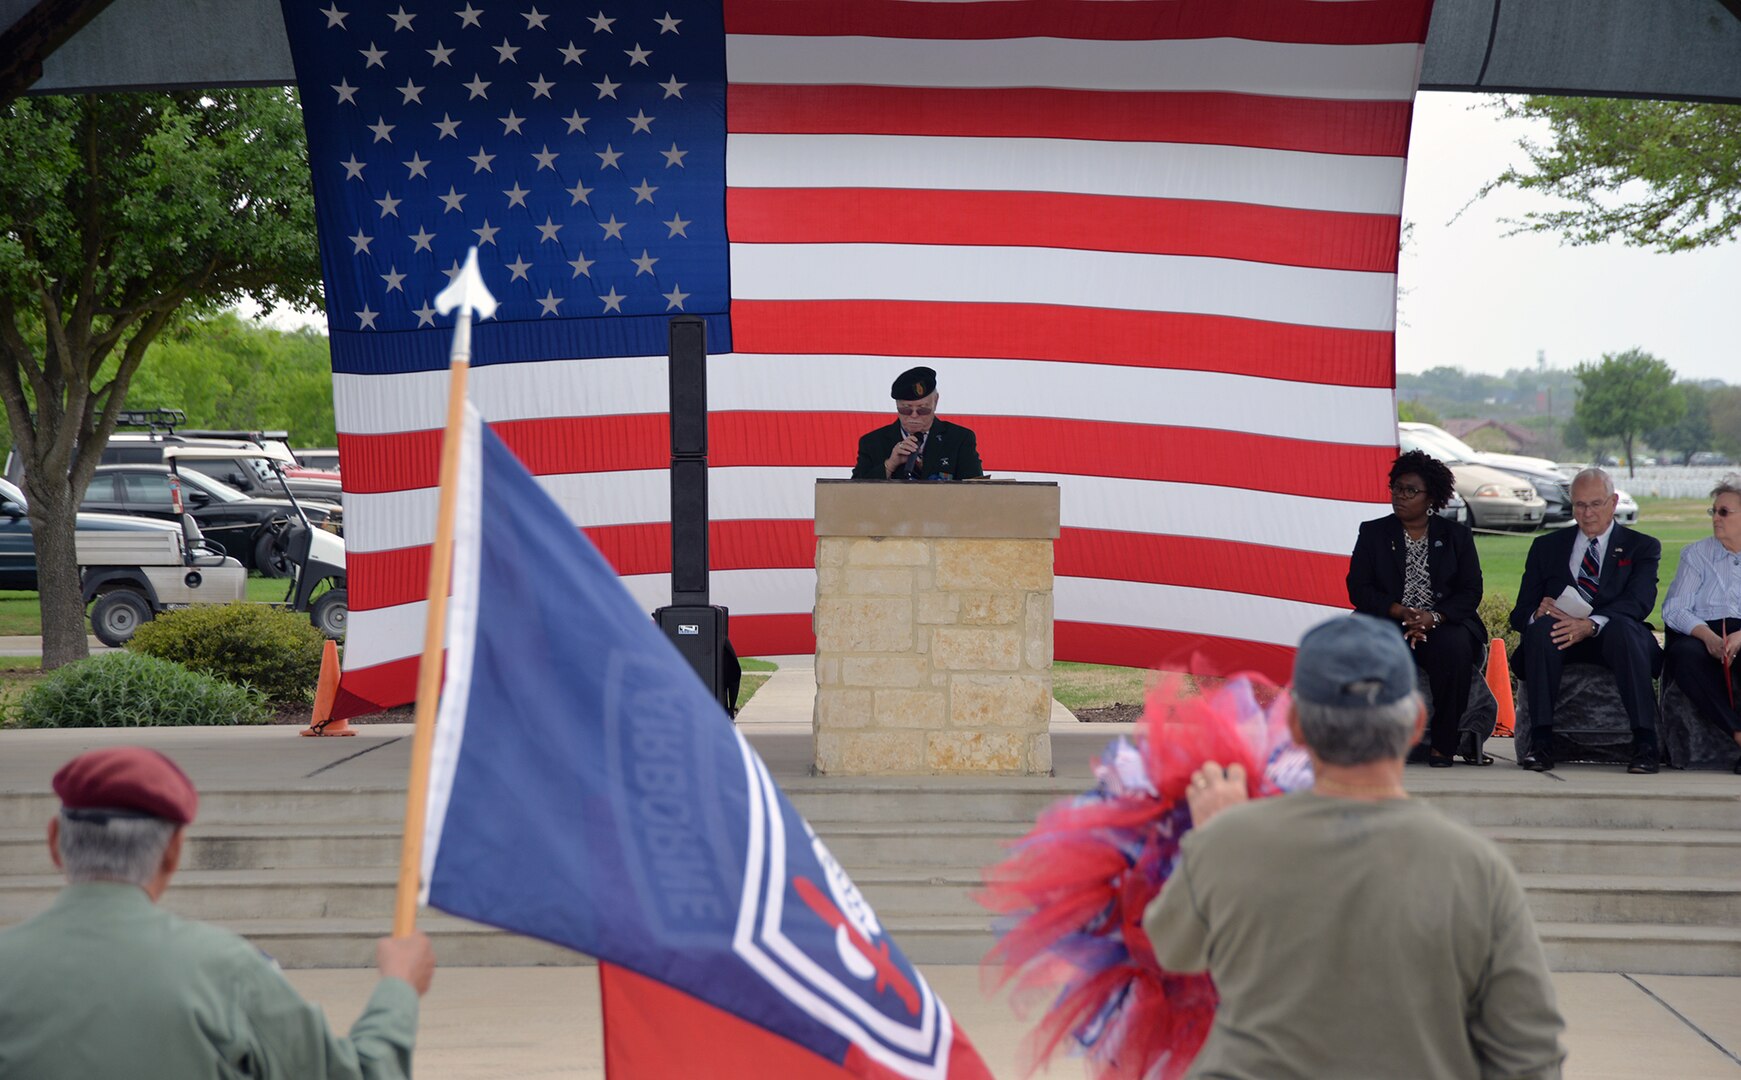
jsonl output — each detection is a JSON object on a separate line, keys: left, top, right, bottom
{"left": 331, "top": 655, "right": 423, "bottom": 720}
{"left": 730, "top": 301, "right": 1394, "bottom": 387}
{"left": 331, "top": 614, "right": 817, "bottom": 721}
{"left": 1056, "top": 621, "right": 1297, "bottom": 684}
{"left": 725, "top": 0, "right": 1434, "bottom": 45}
{"left": 728, "top": 189, "right": 1400, "bottom": 272}
{"left": 339, "top": 415, "right": 1393, "bottom": 502}
{"left": 728, "top": 85, "right": 1414, "bottom": 158}
{"left": 347, "top": 522, "right": 1353, "bottom": 614}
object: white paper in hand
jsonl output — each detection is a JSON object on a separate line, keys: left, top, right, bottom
{"left": 1554, "top": 586, "right": 1593, "bottom": 619}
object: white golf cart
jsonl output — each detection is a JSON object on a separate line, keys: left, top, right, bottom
{"left": 163, "top": 445, "right": 348, "bottom": 640}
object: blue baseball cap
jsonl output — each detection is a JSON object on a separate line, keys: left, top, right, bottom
{"left": 1293, "top": 614, "right": 1418, "bottom": 707}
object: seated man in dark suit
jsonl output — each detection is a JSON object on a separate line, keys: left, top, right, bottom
{"left": 851, "top": 366, "right": 984, "bottom": 481}
{"left": 1509, "top": 467, "right": 1663, "bottom": 773}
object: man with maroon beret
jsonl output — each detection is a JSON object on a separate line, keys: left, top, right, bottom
{"left": 0, "top": 747, "right": 435, "bottom": 1080}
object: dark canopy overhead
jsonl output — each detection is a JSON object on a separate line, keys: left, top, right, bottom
{"left": 6, "top": 0, "right": 1741, "bottom": 104}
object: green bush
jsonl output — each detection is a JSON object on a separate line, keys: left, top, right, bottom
{"left": 1478, "top": 591, "right": 1520, "bottom": 654}
{"left": 14, "top": 651, "right": 268, "bottom": 728}
{"left": 127, "top": 603, "right": 325, "bottom": 704}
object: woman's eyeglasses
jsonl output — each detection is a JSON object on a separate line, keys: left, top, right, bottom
{"left": 1389, "top": 484, "right": 1426, "bottom": 498}
{"left": 1710, "top": 506, "right": 1738, "bottom": 519}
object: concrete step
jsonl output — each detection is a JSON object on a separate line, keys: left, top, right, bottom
{"left": 1484, "top": 826, "right": 1741, "bottom": 877}
{"left": 0, "top": 903, "right": 993, "bottom": 969}
{"left": 0, "top": 866, "right": 995, "bottom": 923}
{"left": 1517, "top": 874, "right": 1741, "bottom": 927}
{"left": 0, "top": 824, "right": 406, "bottom": 876}
{"left": 1425, "top": 789, "right": 1741, "bottom": 832}
{"left": 817, "top": 821, "right": 1027, "bottom": 867}
{"left": 1536, "top": 923, "right": 1741, "bottom": 976}
{"left": 0, "top": 789, "right": 409, "bottom": 831}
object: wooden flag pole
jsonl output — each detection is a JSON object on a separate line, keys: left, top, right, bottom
{"left": 393, "top": 248, "right": 498, "bottom": 937}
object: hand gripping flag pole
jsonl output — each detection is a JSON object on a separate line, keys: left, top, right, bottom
{"left": 392, "top": 247, "right": 498, "bottom": 938}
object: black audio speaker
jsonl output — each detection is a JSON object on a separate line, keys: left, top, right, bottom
{"left": 654, "top": 603, "right": 730, "bottom": 711}
{"left": 668, "top": 315, "right": 707, "bottom": 457}
{"left": 670, "top": 458, "right": 709, "bottom": 604}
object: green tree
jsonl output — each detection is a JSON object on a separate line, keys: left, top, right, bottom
{"left": 124, "top": 313, "right": 336, "bottom": 447}
{"left": 0, "top": 90, "right": 319, "bottom": 667}
{"left": 1645, "top": 381, "right": 1714, "bottom": 464}
{"left": 1573, "top": 350, "right": 1683, "bottom": 478}
{"left": 1483, "top": 97, "right": 1741, "bottom": 251}
{"left": 1396, "top": 398, "right": 1442, "bottom": 426}
{"left": 1709, "top": 387, "right": 1741, "bottom": 460}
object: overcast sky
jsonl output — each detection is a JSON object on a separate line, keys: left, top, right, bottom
{"left": 1398, "top": 91, "right": 1741, "bottom": 384}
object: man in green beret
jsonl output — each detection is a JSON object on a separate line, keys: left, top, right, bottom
{"left": 0, "top": 747, "right": 434, "bottom": 1080}
{"left": 851, "top": 365, "right": 985, "bottom": 481}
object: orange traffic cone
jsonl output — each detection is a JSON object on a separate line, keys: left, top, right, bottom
{"left": 1485, "top": 638, "right": 1516, "bottom": 739}
{"left": 300, "top": 639, "right": 354, "bottom": 736}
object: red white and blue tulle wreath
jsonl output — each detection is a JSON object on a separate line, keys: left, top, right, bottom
{"left": 978, "top": 675, "right": 1314, "bottom": 1080}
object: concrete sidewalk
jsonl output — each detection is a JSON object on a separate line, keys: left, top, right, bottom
{"left": 284, "top": 966, "right": 1741, "bottom": 1079}
{"left": 736, "top": 653, "right": 1082, "bottom": 732}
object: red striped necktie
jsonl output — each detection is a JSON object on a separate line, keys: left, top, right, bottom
{"left": 1576, "top": 538, "right": 1601, "bottom": 602}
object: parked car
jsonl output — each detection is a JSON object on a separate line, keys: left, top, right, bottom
{"left": 1438, "top": 491, "right": 1469, "bottom": 526}
{"left": 1400, "top": 422, "right": 1571, "bottom": 524}
{"left": 1690, "top": 451, "right": 1734, "bottom": 467}
{"left": 1399, "top": 430, "right": 1545, "bottom": 531}
{"left": 295, "top": 448, "right": 341, "bottom": 473}
{"left": 0, "top": 478, "right": 247, "bottom": 646}
{"left": 2, "top": 411, "right": 344, "bottom": 506}
{"left": 1553, "top": 464, "right": 1641, "bottom": 525}
{"left": 80, "top": 465, "right": 341, "bottom": 576}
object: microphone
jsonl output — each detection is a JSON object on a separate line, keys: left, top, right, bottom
{"left": 895, "top": 429, "right": 929, "bottom": 480}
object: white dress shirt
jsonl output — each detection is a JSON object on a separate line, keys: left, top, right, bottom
{"left": 1662, "top": 536, "right": 1741, "bottom": 635}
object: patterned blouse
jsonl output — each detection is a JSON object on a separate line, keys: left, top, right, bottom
{"left": 1402, "top": 533, "right": 1433, "bottom": 610}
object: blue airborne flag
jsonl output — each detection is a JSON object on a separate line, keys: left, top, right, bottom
{"left": 421, "top": 407, "right": 991, "bottom": 1080}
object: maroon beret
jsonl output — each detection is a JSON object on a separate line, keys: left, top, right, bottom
{"left": 53, "top": 748, "right": 198, "bottom": 825}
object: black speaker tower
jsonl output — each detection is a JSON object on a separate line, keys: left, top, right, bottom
{"left": 653, "top": 316, "right": 730, "bottom": 710}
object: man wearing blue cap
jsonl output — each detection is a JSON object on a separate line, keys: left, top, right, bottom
{"left": 851, "top": 366, "right": 984, "bottom": 481}
{"left": 1144, "top": 615, "right": 1565, "bottom": 1080}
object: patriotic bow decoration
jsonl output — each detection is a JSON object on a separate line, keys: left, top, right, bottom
{"left": 979, "top": 676, "right": 1313, "bottom": 1080}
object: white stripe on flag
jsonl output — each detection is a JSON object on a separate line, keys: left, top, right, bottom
{"left": 346, "top": 567, "right": 1344, "bottom": 671}
{"left": 343, "top": 467, "right": 1383, "bottom": 556}
{"left": 730, "top": 244, "right": 1398, "bottom": 331}
{"left": 335, "top": 356, "right": 1399, "bottom": 443}
{"left": 726, "top": 133, "right": 1409, "bottom": 215}
{"left": 725, "top": 35, "right": 1425, "bottom": 100}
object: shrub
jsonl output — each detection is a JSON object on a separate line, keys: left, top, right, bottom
{"left": 1478, "top": 591, "right": 1520, "bottom": 655}
{"left": 127, "top": 603, "right": 325, "bottom": 704}
{"left": 14, "top": 651, "right": 268, "bottom": 728}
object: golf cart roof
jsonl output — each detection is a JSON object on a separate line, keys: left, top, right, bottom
{"left": 164, "top": 444, "right": 297, "bottom": 466}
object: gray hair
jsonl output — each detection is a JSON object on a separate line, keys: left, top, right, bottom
{"left": 1711, "top": 475, "right": 1741, "bottom": 505}
{"left": 56, "top": 811, "right": 177, "bottom": 886}
{"left": 1572, "top": 467, "right": 1615, "bottom": 498}
{"left": 1294, "top": 692, "right": 1423, "bottom": 766}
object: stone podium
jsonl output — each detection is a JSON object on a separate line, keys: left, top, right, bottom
{"left": 811, "top": 480, "right": 1059, "bottom": 775}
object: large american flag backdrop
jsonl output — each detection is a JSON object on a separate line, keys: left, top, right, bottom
{"left": 279, "top": 0, "right": 1432, "bottom": 718}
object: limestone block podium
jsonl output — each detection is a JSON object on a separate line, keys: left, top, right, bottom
{"left": 811, "top": 480, "right": 1059, "bottom": 775}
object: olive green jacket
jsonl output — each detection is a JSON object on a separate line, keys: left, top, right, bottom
{"left": 0, "top": 882, "right": 417, "bottom": 1080}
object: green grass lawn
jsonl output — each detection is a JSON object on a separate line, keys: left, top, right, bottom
{"left": 1473, "top": 497, "right": 1712, "bottom": 630}
{"left": 0, "top": 577, "right": 291, "bottom": 638}
{"left": 737, "top": 657, "right": 777, "bottom": 708}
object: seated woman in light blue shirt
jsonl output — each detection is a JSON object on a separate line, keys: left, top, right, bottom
{"left": 1661, "top": 476, "right": 1741, "bottom": 773}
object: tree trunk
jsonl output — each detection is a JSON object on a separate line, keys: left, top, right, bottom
{"left": 1623, "top": 435, "right": 1637, "bottom": 478}
{"left": 25, "top": 475, "right": 89, "bottom": 669}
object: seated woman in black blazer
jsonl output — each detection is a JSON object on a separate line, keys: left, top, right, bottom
{"left": 1346, "top": 450, "right": 1489, "bottom": 766}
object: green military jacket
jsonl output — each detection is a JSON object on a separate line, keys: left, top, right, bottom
{"left": 851, "top": 418, "right": 985, "bottom": 480}
{"left": 0, "top": 882, "right": 418, "bottom": 1080}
